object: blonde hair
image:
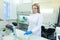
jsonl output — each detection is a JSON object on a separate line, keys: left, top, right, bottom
{"left": 32, "top": 3, "right": 40, "bottom": 13}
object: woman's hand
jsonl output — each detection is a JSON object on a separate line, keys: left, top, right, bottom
{"left": 24, "top": 31, "right": 32, "bottom": 35}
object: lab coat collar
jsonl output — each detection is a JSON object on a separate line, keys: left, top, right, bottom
{"left": 32, "top": 13, "right": 40, "bottom": 15}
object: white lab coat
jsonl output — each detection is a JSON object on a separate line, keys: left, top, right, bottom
{"left": 27, "top": 13, "right": 43, "bottom": 37}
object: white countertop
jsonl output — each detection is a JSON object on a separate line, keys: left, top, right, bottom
{"left": 2, "top": 29, "right": 48, "bottom": 40}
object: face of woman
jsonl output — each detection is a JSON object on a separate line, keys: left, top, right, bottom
{"left": 32, "top": 6, "right": 38, "bottom": 13}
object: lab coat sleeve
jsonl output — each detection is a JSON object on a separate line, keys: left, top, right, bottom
{"left": 32, "top": 15, "right": 43, "bottom": 33}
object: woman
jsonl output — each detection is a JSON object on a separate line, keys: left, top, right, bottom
{"left": 24, "top": 3, "right": 43, "bottom": 37}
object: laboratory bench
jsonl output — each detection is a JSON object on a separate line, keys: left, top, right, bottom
{"left": 0, "top": 21, "right": 56, "bottom": 40}
{"left": 0, "top": 29, "right": 48, "bottom": 40}
{"left": 0, "top": 21, "right": 48, "bottom": 40}
{"left": 11, "top": 21, "right": 56, "bottom": 40}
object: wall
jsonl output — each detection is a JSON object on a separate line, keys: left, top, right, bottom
{"left": 32, "top": 0, "right": 60, "bottom": 25}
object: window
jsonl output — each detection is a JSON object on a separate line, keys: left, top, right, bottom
{"left": 4, "top": 0, "right": 10, "bottom": 20}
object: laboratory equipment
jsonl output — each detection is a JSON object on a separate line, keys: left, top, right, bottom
{"left": 5, "top": 24, "right": 18, "bottom": 40}
{"left": 12, "top": 22, "right": 17, "bottom": 26}
{"left": 56, "top": 27, "right": 60, "bottom": 40}
{"left": 18, "top": 15, "right": 27, "bottom": 23}
{"left": 0, "top": 27, "right": 7, "bottom": 40}
{"left": 17, "top": 13, "right": 28, "bottom": 31}
{"left": 0, "top": 24, "right": 18, "bottom": 40}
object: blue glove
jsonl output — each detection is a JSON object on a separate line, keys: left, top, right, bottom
{"left": 24, "top": 31, "right": 32, "bottom": 35}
